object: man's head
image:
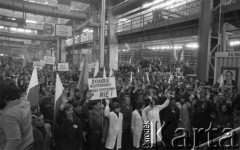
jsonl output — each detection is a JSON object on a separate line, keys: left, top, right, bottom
{"left": 0, "top": 82, "right": 21, "bottom": 109}
{"left": 225, "top": 71, "right": 233, "bottom": 81}
{"left": 123, "top": 95, "right": 131, "bottom": 106}
{"left": 32, "top": 112, "right": 44, "bottom": 127}
{"left": 113, "top": 102, "right": 121, "bottom": 113}
{"left": 91, "top": 100, "right": 101, "bottom": 111}
{"left": 170, "top": 97, "right": 176, "bottom": 107}
{"left": 73, "top": 100, "right": 82, "bottom": 114}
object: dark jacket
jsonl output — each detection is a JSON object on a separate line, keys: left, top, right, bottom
{"left": 55, "top": 110, "right": 83, "bottom": 150}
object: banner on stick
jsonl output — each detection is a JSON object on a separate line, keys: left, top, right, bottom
{"left": 44, "top": 56, "right": 55, "bottom": 65}
{"left": 88, "top": 77, "right": 117, "bottom": 100}
{"left": 33, "top": 61, "right": 45, "bottom": 69}
{"left": 58, "top": 63, "right": 69, "bottom": 71}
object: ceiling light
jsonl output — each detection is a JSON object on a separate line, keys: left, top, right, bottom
{"left": 26, "top": 20, "right": 37, "bottom": 24}
{"left": 0, "top": 25, "right": 4, "bottom": 29}
{"left": 185, "top": 43, "right": 199, "bottom": 49}
{"left": 229, "top": 40, "right": 240, "bottom": 47}
{"left": 142, "top": 0, "right": 164, "bottom": 8}
{"left": 174, "top": 46, "right": 183, "bottom": 49}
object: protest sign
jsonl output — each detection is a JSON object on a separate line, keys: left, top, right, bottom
{"left": 88, "top": 77, "right": 117, "bottom": 100}
{"left": 58, "top": 63, "right": 69, "bottom": 71}
{"left": 33, "top": 61, "right": 45, "bottom": 69}
{"left": 44, "top": 56, "right": 55, "bottom": 65}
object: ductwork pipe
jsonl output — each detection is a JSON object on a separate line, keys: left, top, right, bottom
{"left": 0, "top": 0, "right": 87, "bottom": 20}
{"left": 111, "top": 0, "right": 153, "bottom": 16}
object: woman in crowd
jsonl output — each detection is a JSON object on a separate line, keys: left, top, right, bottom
{"left": 54, "top": 93, "right": 83, "bottom": 150}
{"left": 143, "top": 92, "right": 170, "bottom": 148}
{"left": 176, "top": 95, "right": 191, "bottom": 135}
{"left": 104, "top": 99, "right": 123, "bottom": 150}
{"left": 131, "top": 100, "right": 144, "bottom": 149}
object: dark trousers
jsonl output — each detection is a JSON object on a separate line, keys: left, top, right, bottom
{"left": 88, "top": 134, "right": 104, "bottom": 150}
{"left": 122, "top": 129, "right": 133, "bottom": 149}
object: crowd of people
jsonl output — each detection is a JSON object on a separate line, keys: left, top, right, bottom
{"left": 0, "top": 58, "right": 240, "bottom": 150}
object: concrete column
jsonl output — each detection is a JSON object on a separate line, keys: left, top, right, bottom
{"left": 57, "top": 37, "right": 60, "bottom": 63}
{"left": 108, "top": 2, "right": 118, "bottom": 70}
{"left": 93, "top": 28, "right": 99, "bottom": 62}
{"left": 72, "top": 20, "right": 76, "bottom": 64}
{"left": 100, "top": 0, "right": 106, "bottom": 68}
{"left": 61, "top": 38, "right": 66, "bottom": 62}
{"left": 197, "top": 0, "right": 212, "bottom": 81}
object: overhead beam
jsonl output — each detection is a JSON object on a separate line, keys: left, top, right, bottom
{"left": 111, "top": 0, "right": 153, "bottom": 16}
{"left": 0, "top": 31, "right": 56, "bottom": 41}
{"left": 0, "top": 0, "right": 87, "bottom": 20}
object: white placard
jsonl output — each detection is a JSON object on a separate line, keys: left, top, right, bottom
{"left": 56, "top": 24, "right": 72, "bottom": 37}
{"left": 88, "top": 77, "right": 117, "bottom": 100}
{"left": 44, "top": 56, "right": 55, "bottom": 65}
{"left": 33, "top": 61, "right": 45, "bottom": 69}
{"left": 58, "top": 63, "right": 69, "bottom": 71}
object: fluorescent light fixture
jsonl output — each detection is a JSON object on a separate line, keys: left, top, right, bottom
{"left": 0, "top": 54, "right": 4, "bottom": 56}
{"left": 143, "top": 0, "right": 164, "bottom": 8}
{"left": 25, "top": 29, "right": 32, "bottom": 33}
{"left": 10, "top": 27, "right": 17, "bottom": 31}
{"left": 185, "top": 43, "right": 199, "bottom": 48}
{"left": 83, "top": 28, "right": 93, "bottom": 33}
{"left": 229, "top": 40, "right": 240, "bottom": 46}
{"left": 18, "top": 28, "right": 24, "bottom": 32}
{"left": 0, "top": 25, "right": 4, "bottom": 29}
{"left": 26, "top": 20, "right": 37, "bottom": 24}
{"left": 151, "top": 0, "right": 189, "bottom": 10}
{"left": 118, "top": 18, "right": 130, "bottom": 23}
{"left": 174, "top": 46, "right": 183, "bottom": 49}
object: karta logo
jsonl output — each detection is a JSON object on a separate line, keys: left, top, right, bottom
{"left": 142, "top": 121, "right": 239, "bottom": 149}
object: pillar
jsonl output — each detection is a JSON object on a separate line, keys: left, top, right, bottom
{"left": 197, "top": 0, "right": 212, "bottom": 81}
{"left": 61, "top": 38, "right": 66, "bottom": 62}
{"left": 108, "top": 1, "right": 118, "bottom": 70}
{"left": 93, "top": 28, "right": 99, "bottom": 62}
{"left": 99, "top": 0, "right": 106, "bottom": 68}
{"left": 57, "top": 37, "right": 60, "bottom": 63}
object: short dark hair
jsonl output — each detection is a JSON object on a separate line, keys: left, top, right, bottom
{"left": 0, "top": 82, "right": 20, "bottom": 101}
{"left": 225, "top": 71, "right": 233, "bottom": 76}
{"left": 136, "top": 100, "right": 144, "bottom": 110}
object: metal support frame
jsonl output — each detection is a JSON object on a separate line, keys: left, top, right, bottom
{"left": 209, "top": 0, "right": 222, "bottom": 82}
{"left": 197, "top": 0, "right": 222, "bottom": 82}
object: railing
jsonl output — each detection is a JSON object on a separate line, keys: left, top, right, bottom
{"left": 116, "top": 0, "right": 240, "bottom": 33}
{"left": 65, "top": 33, "right": 93, "bottom": 46}
{"left": 116, "top": 0, "right": 201, "bottom": 33}
{"left": 223, "top": 0, "right": 240, "bottom": 5}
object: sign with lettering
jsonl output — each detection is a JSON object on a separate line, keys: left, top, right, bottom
{"left": 44, "top": 56, "right": 55, "bottom": 65}
{"left": 58, "top": 63, "right": 69, "bottom": 71}
{"left": 33, "top": 61, "right": 45, "bottom": 69}
{"left": 88, "top": 77, "right": 117, "bottom": 100}
{"left": 216, "top": 52, "right": 240, "bottom": 57}
{"left": 43, "top": 23, "right": 55, "bottom": 36}
{"left": 56, "top": 25, "right": 72, "bottom": 37}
